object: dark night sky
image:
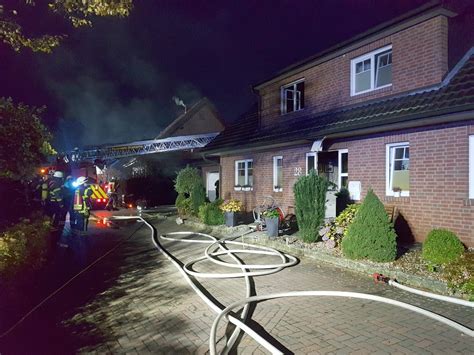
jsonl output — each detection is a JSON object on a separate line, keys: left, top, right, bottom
{"left": 0, "top": 0, "right": 456, "bottom": 150}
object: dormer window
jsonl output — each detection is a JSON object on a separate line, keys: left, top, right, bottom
{"left": 351, "top": 45, "right": 392, "bottom": 96}
{"left": 281, "top": 80, "right": 304, "bottom": 114}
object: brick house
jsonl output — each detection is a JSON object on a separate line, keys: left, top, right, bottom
{"left": 203, "top": 3, "right": 474, "bottom": 247}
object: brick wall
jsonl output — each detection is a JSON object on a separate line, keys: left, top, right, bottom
{"left": 258, "top": 15, "right": 449, "bottom": 129}
{"left": 220, "top": 122, "right": 474, "bottom": 247}
{"left": 220, "top": 146, "right": 309, "bottom": 215}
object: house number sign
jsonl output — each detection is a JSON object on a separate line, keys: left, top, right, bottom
{"left": 294, "top": 167, "right": 302, "bottom": 176}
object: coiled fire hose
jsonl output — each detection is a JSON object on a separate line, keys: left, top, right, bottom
{"left": 111, "top": 216, "right": 473, "bottom": 354}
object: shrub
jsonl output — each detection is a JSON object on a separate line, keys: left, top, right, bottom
{"left": 293, "top": 171, "right": 329, "bottom": 243}
{"left": 175, "top": 193, "right": 192, "bottom": 216}
{"left": 442, "top": 253, "right": 473, "bottom": 300}
{"left": 199, "top": 199, "right": 225, "bottom": 225}
{"left": 320, "top": 204, "right": 360, "bottom": 248}
{"left": 342, "top": 189, "right": 397, "bottom": 262}
{"left": 174, "top": 166, "right": 201, "bottom": 194}
{"left": 174, "top": 166, "right": 206, "bottom": 216}
{"left": 191, "top": 182, "right": 206, "bottom": 215}
{"left": 422, "top": 229, "right": 464, "bottom": 265}
{"left": 0, "top": 214, "right": 51, "bottom": 278}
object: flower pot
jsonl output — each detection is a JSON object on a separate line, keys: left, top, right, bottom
{"left": 225, "top": 212, "right": 237, "bottom": 227}
{"left": 265, "top": 217, "right": 279, "bottom": 238}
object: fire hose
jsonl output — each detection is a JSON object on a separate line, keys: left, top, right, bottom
{"left": 373, "top": 273, "right": 474, "bottom": 308}
{"left": 110, "top": 216, "right": 473, "bottom": 355}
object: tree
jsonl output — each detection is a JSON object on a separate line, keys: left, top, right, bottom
{"left": 293, "top": 171, "right": 329, "bottom": 243}
{"left": 0, "top": 0, "right": 133, "bottom": 53}
{"left": 0, "top": 98, "right": 56, "bottom": 181}
{"left": 341, "top": 189, "right": 397, "bottom": 262}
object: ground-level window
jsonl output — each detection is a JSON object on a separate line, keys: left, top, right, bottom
{"left": 235, "top": 159, "right": 253, "bottom": 188}
{"left": 338, "top": 149, "right": 348, "bottom": 189}
{"left": 273, "top": 156, "right": 283, "bottom": 192}
{"left": 386, "top": 142, "right": 409, "bottom": 197}
{"left": 306, "top": 152, "right": 317, "bottom": 175}
{"left": 281, "top": 79, "right": 304, "bottom": 114}
{"left": 470, "top": 136, "right": 474, "bottom": 199}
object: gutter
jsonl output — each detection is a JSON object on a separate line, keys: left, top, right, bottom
{"left": 205, "top": 108, "right": 474, "bottom": 156}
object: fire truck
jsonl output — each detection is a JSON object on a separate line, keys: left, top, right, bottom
{"left": 39, "top": 161, "right": 109, "bottom": 210}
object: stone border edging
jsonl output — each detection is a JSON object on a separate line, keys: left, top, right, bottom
{"left": 243, "top": 235, "right": 452, "bottom": 296}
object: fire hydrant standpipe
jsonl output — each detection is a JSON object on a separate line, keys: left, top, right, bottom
{"left": 110, "top": 216, "right": 473, "bottom": 355}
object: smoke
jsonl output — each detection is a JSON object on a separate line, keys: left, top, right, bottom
{"left": 172, "top": 96, "right": 186, "bottom": 112}
{"left": 39, "top": 20, "right": 202, "bottom": 150}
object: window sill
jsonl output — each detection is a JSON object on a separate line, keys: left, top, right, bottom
{"left": 384, "top": 196, "right": 410, "bottom": 203}
{"left": 234, "top": 187, "right": 253, "bottom": 192}
{"left": 280, "top": 108, "right": 305, "bottom": 116}
{"left": 351, "top": 84, "right": 392, "bottom": 98}
{"left": 462, "top": 199, "right": 474, "bottom": 206}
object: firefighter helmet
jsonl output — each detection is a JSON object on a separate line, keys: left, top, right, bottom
{"left": 75, "top": 176, "right": 87, "bottom": 186}
{"left": 53, "top": 171, "right": 64, "bottom": 178}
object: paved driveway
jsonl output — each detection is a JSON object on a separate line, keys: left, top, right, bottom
{"left": 0, "top": 214, "right": 472, "bottom": 354}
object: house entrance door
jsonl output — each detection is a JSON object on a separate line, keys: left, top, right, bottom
{"left": 206, "top": 172, "right": 219, "bottom": 202}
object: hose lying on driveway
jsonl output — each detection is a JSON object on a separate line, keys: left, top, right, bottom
{"left": 110, "top": 216, "right": 474, "bottom": 354}
{"left": 373, "top": 273, "right": 473, "bottom": 308}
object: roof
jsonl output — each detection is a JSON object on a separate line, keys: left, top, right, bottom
{"left": 253, "top": 2, "right": 456, "bottom": 90}
{"left": 156, "top": 97, "right": 225, "bottom": 139}
{"left": 204, "top": 48, "right": 474, "bottom": 155}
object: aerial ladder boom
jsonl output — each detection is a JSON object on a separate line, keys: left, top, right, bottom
{"left": 69, "top": 133, "right": 219, "bottom": 162}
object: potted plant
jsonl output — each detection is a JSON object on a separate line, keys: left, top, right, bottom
{"left": 220, "top": 199, "right": 242, "bottom": 227}
{"left": 274, "top": 185, "right": 282, "bottom": 192}
{"left": 263, "top": 208, "right": 281, "bottom": 238}
{"left": 392, "top": 186, "right": 401, "bottom": 197}
{"left": 242, "top": 184, "right": 252, "bottom": 191}
{"left": 234, "top": 185, "right": 242, "bottom": 191}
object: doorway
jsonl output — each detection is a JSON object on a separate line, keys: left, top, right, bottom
{"left": 206, "top": 172, "right": 219, "bottom": 202}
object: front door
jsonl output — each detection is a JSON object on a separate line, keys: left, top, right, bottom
{"left": 206, "top": 172, "right": 219, "bottom": 202}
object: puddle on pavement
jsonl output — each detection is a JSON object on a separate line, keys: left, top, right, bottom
{"left": 95, "top": 218, "right": 138, "bottom": 229}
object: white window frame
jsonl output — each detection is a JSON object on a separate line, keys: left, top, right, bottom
{"left": 306, "top": 152, "right": 317, "bottom": 175}
{"left": 351, "top": 45, "right": 392, "bottom": 96}
{"left": 273, "top": 156, "right": 283, "bottom": 192}
{"left": 469, "top": 136, "right": 474, "bottom": 199}
{"left": 234, "top": 159, "right": 253, "bottom": 190}
{"left": 386, "top": 142, "right": 410, "bottom": 197}
{"left": 338, "top": 149, "right": 348, "bottom": 189}
{"left": 281, "top": 79, "right": 304, "bottom": 114}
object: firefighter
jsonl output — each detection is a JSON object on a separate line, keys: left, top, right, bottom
{"left": 72, "top": 177, "right": 94, "bottom": 235}
{"left": 106, "top": 178, "right": 119, "bottom": 210}
{"left": 44, "top": 171, "right": 65, "bottom": 228}
{"left": 62, "top": 176, "right": 75, "bottom": 228}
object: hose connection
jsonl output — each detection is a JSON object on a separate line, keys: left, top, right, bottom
{"left": 373, "top": 272, "right": 391, "bottom": 284}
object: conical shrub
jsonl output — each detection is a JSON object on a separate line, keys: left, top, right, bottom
{"left": 293, "top": 171, "right": 329, "bottom": 243}
{"left": 342, "top": 189, "right": 397, "bottom": 262}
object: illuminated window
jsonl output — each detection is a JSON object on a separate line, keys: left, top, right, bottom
{"left": 235, "top": 159, "right": 253, "bottom": 189}
{"left": 470, "top": 136, "right": 474, "bottom": 199}
{"left": 273, "top": 156, "right": 283, "bottom": 192}
{"left": 306, "top": 152, "right": 317, "bottom": 174}
{"left": 281, "top": 80, "right": 304, "bottom": 114}
{"left": 338, "top": 150, "right": 348, "bottom": 189}
{"left": 386, "top": 143, "right": 409, "bottom": 197}
{"left": 351, "top": 46, "right": 392, "bottom": 96}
